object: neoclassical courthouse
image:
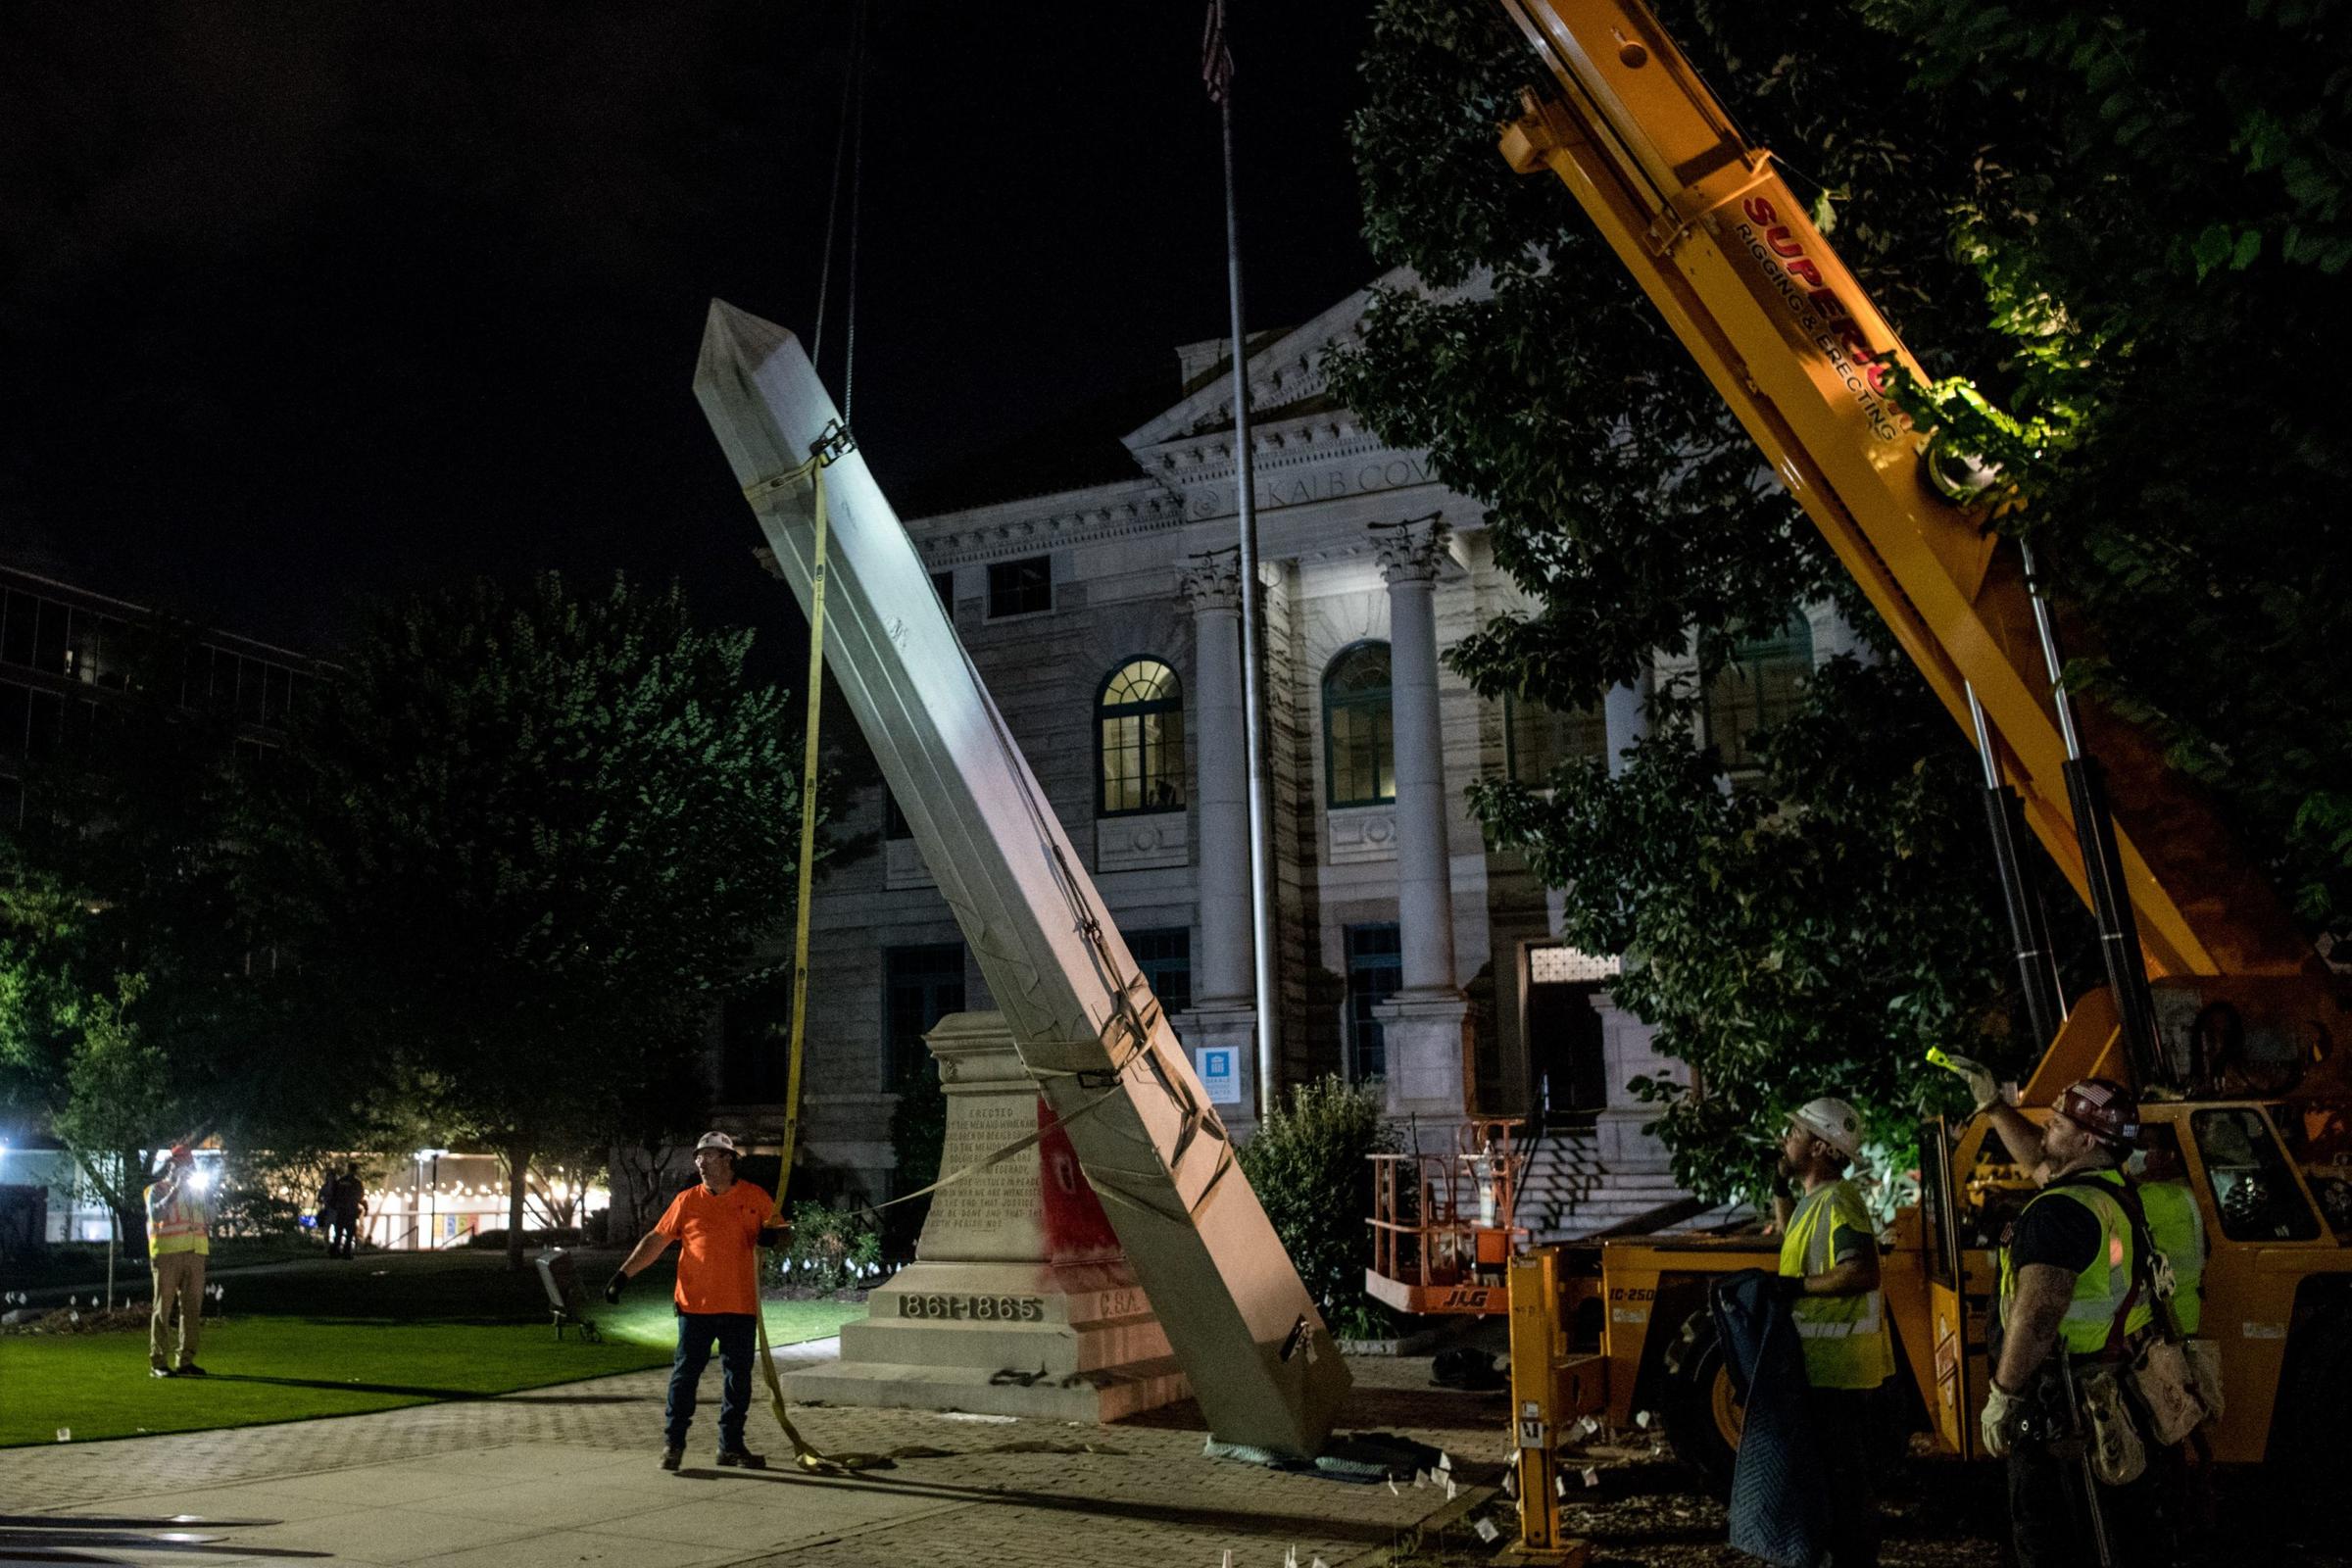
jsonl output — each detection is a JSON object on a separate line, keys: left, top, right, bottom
{"left": 722, "top": 274, "right": 1856, "bottom": 1234}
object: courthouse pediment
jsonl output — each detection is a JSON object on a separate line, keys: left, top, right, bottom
{"left": 905, "top": 266, "right": 1461, "bottom": 555}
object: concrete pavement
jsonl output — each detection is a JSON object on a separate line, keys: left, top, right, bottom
{"left": 2, "top": 1340, "right": 1509, "bottom": 1568}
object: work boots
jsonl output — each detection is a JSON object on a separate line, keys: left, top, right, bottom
{"left": 715, "top": 1446, "right": 766, "bottom": 1470}
{"left": 659, "top": 1446, "right": 684, "bottom": 1471}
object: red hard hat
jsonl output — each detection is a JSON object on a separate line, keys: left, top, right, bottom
{"left": 2054, "top": 1078, "right": 2139, "bottom": 1146}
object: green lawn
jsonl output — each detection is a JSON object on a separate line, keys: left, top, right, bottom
{"left": 0, "top": 1250, "right": 861, "bottom": 1447}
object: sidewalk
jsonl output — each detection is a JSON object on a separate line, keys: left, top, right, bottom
{"left": 1, "top": 1342, "right": 1509, "bottom": 1568}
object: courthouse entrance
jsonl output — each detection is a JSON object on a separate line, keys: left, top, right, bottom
{"left": 1524, "top": 945, "right": 1613, "bottom": 1122}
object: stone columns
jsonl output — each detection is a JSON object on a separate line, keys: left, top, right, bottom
{"left": 1182, "top": 554, "right": 1250, "bottom": 1008}
{"left": 1377, "top": 518, "right": 1457, "bottom": 996}
{"left": 1173, "top": 554, "right": 1261, "bottom": 1124}
{"left": 1372, "top": 517, "right": 1472, "bottom": 1117}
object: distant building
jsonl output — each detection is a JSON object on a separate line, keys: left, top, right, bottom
{"left": 0, "top": 560, "right": 326, "bottom": 1245}
{"left": 714, "top": 275, "right": 1862, "bottom": 1236}
{"left": 0, "top": 563, "right": 322, "bottom": 821}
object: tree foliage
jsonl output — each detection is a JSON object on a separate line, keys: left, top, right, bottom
{"left": 1868, "top": 0, "right": 2352, "bottom": 936}
{"left": 251, "top": 572, "right": 846, "bottom": 1266}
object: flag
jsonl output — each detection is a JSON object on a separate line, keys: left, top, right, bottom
{"left": 1201, "top": 0, "right": 1234, "bottom": 104}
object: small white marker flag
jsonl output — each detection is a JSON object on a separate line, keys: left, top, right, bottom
{"left": 1201, "top": 0, "right": 1234, "bottom": 104}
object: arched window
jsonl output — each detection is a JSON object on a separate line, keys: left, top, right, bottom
{"left": 1323, "top": 641, "right": 1395, "bottom": 808}
{"left": 1097, "top": 658, "right": 1186, "bottom": 816}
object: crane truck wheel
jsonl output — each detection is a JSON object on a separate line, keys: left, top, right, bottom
{"left": 1660, "top": 1307, "right": 1743, "bottom": 1496}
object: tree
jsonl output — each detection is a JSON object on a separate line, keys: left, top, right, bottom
{"left": 254, "top": 572, "right": 855, "bottom": 1267}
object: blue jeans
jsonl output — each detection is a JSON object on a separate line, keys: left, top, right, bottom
{"left": 664, "top": 1310, "right": 756, "bottom": 1450}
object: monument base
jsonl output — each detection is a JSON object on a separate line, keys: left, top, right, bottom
{"left": 790, "top": 1258, "right": 1187, "bottom": 1422}
{"left": 785, "top": 1010, "right": 1190, "bottom": 1424}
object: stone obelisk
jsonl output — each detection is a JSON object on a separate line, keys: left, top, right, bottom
{"left": 694, "top": 302, "right": 1348, "bottom": 1457}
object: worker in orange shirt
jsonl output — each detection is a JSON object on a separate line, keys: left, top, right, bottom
{"left": 606, "top": 1131, "right": 789, "bottom": 1470}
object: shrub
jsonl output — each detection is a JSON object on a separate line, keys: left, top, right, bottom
{"left": 466, "top": 1227, "right": 581, "bottom": 1250}
{"left": 1236, "top": 1075, "right": 1400, "bottom": 1338}
{"left": 762, "top": 1199, "right": 881, "bottom": 1294}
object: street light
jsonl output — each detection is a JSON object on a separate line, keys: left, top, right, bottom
{"left": 414, "top": 1149, "right": 449, "bottom": 1250}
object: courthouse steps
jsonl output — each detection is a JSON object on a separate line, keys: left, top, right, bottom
{"left": 1511, "top": 1124, "right": 1746, "bottom": 1244}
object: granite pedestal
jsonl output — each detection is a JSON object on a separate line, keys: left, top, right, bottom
{"left": 788, "top": 1011, "right": 1190, "bottom": 1422}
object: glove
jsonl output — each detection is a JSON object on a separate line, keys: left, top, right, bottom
{"left": 1929, "top": 1047, "right": 2002, "bottom": 1112}
{"left": 604, "top": 1270, "right": 627, "bottom": 1305}
{"left": 1981, "top": 1379, "right": 2019, "bottom": 1459}
{"left": 758, "top": 1223, "right": 792, "bottom": 1251}
{"left": 1775, "top": 1272, "right": 1809, "bottom": 1301}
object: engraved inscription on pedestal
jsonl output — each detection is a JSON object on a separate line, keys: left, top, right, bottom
{"left": 786, "top": 1011, "right": 1188, "bottom": 1422}
{"left": 922, "top": 1091, "right": 1044, "bottom": 1260}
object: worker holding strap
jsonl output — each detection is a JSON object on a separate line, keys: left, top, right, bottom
{"left": 607, "top": 1131, "right": 790, "bottom": 1472}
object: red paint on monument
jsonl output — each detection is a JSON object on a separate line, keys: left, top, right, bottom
{"left": 1036, "top": 1096, "right": 1122, "bottom": 1262}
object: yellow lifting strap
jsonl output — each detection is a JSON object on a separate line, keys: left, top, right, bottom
{"left": 734, "top": 433, "right": 1136, "bottom": 1473}
{"left": 743, "top": 441, "right": 888, "bottom": 1475}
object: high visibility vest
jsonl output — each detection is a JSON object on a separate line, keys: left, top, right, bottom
{"left": 145, "top": 1178, "right": 211, "bottom": 1258}
{"left": 2138, "top": 1179, "right": 2206, "bottom": 1336}
{"left": 1779, "top": 1179, "right": 1894, "bottom": 1389}
{"left": 1999, "top": 1170, "right": 2150, "bottom": 1356}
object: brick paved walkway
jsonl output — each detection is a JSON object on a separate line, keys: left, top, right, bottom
{"left": 1, "top": 1343, "right": 1508, "bottom": 1568}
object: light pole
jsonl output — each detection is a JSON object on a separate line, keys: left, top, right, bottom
{"left": 415, "top": 1149, "right": 448, "bottom": 1250}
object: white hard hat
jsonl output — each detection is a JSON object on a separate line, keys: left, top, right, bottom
{"left": 1788, "top": 1098, "right": 1864, "bottom": 1160}
{"left": 694, "top": 1131, "right": 741, "bottom": 1156}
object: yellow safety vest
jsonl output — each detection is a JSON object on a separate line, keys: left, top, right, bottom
{"left": 145, "top": 1178, "right": 211, "bottom": 1258}
{"left": 2138, "top": 1179, "right": 2205, "bottom": 1336}
{"left": 1779, "top": 1179, "right": 1894, "bottom": 1389}
{"left": 1999, "top": 1170, "right": 2150, "bottom": 1356}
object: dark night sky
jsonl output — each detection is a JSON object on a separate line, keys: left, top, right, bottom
{"left": 0, "top": 2, "right": 1377, "bottom": 653}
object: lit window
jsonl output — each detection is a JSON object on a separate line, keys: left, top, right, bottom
{"left": 1323, "top": 641, "right": 1395, "bottom": 808}
{"left": 1097, "top": 658, "right": 1185, "bottom": 816}
{"left": 1528, "top": 945, "right": 1621, "bottom": 984}
{"left": 1503, "top": 693, "right": 1608, "bottom": 785}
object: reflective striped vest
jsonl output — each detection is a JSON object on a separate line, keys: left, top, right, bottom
{"left": 1999, "top": 1169, "right": 2151, "bottom": 1356}
{"left": 145, "top": 1177, "right": 211, "bottom": 1258}
{"left": 1779, "top": 1179, "right": 1895, "bottom": 1389}
{"left": 2138, "top": 1179, "right": 2206, "bottom": 1336}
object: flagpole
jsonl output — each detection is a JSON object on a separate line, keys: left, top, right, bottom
{"left": 1208, "top": 4, "right": 1281, "bottom": 1122}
